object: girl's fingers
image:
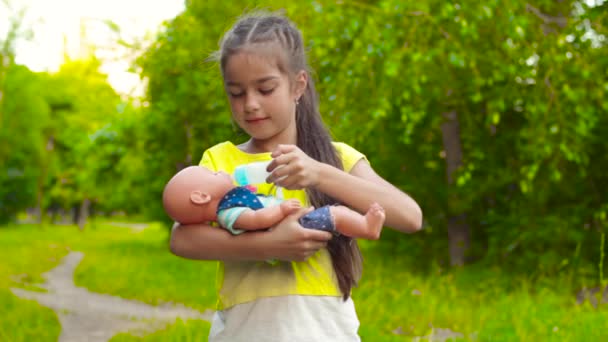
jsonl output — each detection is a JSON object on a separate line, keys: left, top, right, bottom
{"left": 271, "top": 144, "right": 297, "bottom": 158}
{"left": 266, "top": 153, "right": 294, "bottom": 172}
{"left": 270, "top": 169, "right": 312, "bottom": 189}
{"left": 272, "top": 169, "right": 305, "bottom": 189}
{"left": 266, "top": 145, "right": 319, "bottom": 188}
{"left": 277, "top": 178, "right": 298, "bottom": 190}
{"left": 304, "top": 230, "right": 332, "bottom": 243}
{"left": 282, "top": 206, "right": 313, "bottom": 222}
{"left": 267, "top": 163, "right": 295, "bottom": 182}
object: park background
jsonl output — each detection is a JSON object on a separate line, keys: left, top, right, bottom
{"left": 1, "top": 0, "right": 607, "bottom": 340}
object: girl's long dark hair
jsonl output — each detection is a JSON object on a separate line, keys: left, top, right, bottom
{"left": 215, "top": 11, "right": 362, "bottom": 299}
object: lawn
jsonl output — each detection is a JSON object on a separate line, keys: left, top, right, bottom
{"left": 1, "top": 222, "right": 606, "bottom": 341}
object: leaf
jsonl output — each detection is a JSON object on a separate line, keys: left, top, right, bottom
{"left": 448, "top": 52, "right": 466, "bottom": 68}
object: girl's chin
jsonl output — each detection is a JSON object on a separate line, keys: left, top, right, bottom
{"left": 244, "top": 126, "right": 273, "bottom": 137}
{"left": 245, "top": 126, "right": 295, "bottom": 144}
{"left": 244, "top": 130, "right": 273, "bottom": 140}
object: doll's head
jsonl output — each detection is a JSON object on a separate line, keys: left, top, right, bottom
{"left": 162, "top": 166, "right": 235, "bottom": 224}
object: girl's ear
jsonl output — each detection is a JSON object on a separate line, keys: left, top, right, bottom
{"left": 190, "top": 190, "right": 211, "bottom": 205}
{"left": 293, "top": 70, "right": 308, "bottom": 100}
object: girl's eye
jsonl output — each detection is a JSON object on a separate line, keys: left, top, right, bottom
{"left": 229, "top": 92, "right": 244, "bottom": 98}
{"left": 260, "top": 88, "right": 275, "bottom": 95}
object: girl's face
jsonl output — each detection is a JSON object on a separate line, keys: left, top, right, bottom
{"left": 223, "top": 51, "right": 304, "bottom": 147}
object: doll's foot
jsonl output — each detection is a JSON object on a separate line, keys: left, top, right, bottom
{"left": 364, "top": 203, "right": 385, "bottom": 240}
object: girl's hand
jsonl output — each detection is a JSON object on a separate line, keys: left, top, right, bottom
{"left": 266, "top": 207, "right": 332, "bottom": 262}
{"left": 266, "top": 144, "right": 323, "bottom": 190}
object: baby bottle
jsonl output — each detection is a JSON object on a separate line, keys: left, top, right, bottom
{"left": 233, "top": 161, "right": 273, "bottom": 186}
{"left": 234, "top": 161, "right": 285, "bottom": 198}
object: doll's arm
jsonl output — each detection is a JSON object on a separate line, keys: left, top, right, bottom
{"left": 234, "top": 200, "right": 301, "bottom": 230}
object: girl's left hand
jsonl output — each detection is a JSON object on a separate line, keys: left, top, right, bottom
{"left": 266, "top": 144, "right": 322, "bottom": 190}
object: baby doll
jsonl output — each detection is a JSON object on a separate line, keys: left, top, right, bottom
{"left": 162, "top": 165, "right": 385, "bottom": 240}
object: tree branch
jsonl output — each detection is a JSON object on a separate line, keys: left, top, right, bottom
{"left": 526, "top": 3, "right": 568, "bottom": 27}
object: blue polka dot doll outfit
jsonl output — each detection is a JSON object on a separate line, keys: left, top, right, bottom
{"left": 217, "top": 186, "right": 336, "bottom": 235}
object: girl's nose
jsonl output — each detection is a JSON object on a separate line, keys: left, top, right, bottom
{"left": 244, "top": 94, "right": 260, "bottom": 112}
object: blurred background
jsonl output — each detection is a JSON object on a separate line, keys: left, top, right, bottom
{"left": 1, "top": 0, "right": 607, "bottom": 341}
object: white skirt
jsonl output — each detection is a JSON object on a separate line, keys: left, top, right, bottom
{"left": 209, "top": 295, "right": 361, "bottom": 342}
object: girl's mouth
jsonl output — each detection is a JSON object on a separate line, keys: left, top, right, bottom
{"left": 246, "top": 117, "right": 268, "bottom": 124}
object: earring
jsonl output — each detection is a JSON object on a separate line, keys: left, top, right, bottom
{"left": 295, "top": 98, "right": 300, "bottom": 106}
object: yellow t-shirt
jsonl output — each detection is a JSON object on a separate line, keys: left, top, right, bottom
{"left": 200, "top": 141, "right": 366, "bottom": 309}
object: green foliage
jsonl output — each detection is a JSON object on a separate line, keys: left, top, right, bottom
{"left": 296, "top": 0, "right": 608, "bottom": 274}
{"left": 0, "top": 65, "right": 50, "bottom": 223}
{"left": 43, "top": 59, "right": 122, "bottom": 211}
{"left": 135, "top": 3, "right": 246, "bottom": 220}
{"left": 0, "top": 0, "right": 605, "bottom": 279}
{"left": 130, "top": 0, "right": 608, "bottom": 276}
{"left": 84, "top": 104, "right": 150, "bottom": 213}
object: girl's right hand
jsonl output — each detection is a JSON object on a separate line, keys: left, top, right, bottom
{"left": 266, "top": 207, "right": 332, "bottom": 262}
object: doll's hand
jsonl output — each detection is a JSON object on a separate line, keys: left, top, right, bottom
{"left": 266, "top": 144, "right": 323, "bottom": 190}
{"left": 266, "top": 207, "right": 332, "bottom": 262}
{"left": 280, "top": 199, "right": 302, "bottom": 215}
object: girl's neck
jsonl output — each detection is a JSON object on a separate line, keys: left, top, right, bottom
{"left": 242, "top": 125, "right": 298, "bottom": 153}
{"left": 242, "top": 136, "right": 295, "bottom": 154}
{"left": 241, "top": 139, "right": 279, "bottom": 154}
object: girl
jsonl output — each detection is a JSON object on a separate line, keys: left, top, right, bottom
{"left": 169, "top": 11, "right": 422, "bottom": 341}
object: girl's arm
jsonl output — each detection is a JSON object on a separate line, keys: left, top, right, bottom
{"left": 320, "top": 159, "right": 422, "bottom": 233}
{"left": 170, "top": 207, "right": 332, "bottom": 262}
{"left": 268, "top": 145, "right": 422, "bottom": 233}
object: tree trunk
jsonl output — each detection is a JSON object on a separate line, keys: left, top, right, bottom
{"left": 441, "top": 110, "right": 471, "bottom": 266}
{"left": 36, "top": 136, "right": 54, "bottom": 224}
{"left": 72, "top": 205, "right": 79, "bottom": 225}
{"left": 77, "top": 198, "right": 91, "bottom": 230}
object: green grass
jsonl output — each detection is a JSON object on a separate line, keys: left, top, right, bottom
{"left": 1, "top": 222, "right": 607, "bottom": 341}
{"left": 0, "top": 224, "right": 72, "bottom": 342}
{"left": 110, "top": 319, "right": 211, "bottom": 342}
{"left": 355, "top": 240, "right": 608, "bottom": 341}
{"left": 0, "top": 289, "right": 61, "bottom": 342}
{"left": 0, "top": 222, "right": 216, "bottom": 341}
{"left": 72, "top": 224, "right": 217, "bottom": 310}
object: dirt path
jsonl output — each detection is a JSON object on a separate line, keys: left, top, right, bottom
{"left": 11, "top": 252, "right": 213, "bottom": 342}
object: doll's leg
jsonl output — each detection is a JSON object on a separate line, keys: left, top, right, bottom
{"left": 298, "top": 206, "right": 336, "bottom": 233}
{"left": 330, "top": 203, "right": 385, "bottom": 240}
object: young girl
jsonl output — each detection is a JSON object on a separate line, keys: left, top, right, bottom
{"left": 169, "top": 11, "right": 422, "bottom": 341}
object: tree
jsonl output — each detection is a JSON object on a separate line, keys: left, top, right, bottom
{"left": 0, "top": 65, "right": 50, "bottom": 223}
{"left": 138, "top": 0, "right": 607, "bottom": 278}
{"left": 42, "top": 58, "right": 122, "bottom": 227}
{"left": 0, "top": 0, "right": 47, "bottom": 223}
{"left": 305, "top": 0, "right": 607, "bottom": 271}
{"left": 136, "top": 1, "right": 249, "bottom": 221}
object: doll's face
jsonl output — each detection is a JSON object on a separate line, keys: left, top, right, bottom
{"left": 195, "top": 168, "right": 234, "bottom": 197}
{"left": 162, "top": 166, "right": 235, "bottom": 224}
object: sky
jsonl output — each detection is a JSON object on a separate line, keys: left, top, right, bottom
{"left": 2, "top": 0, "right": 185, "bottom": 96}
